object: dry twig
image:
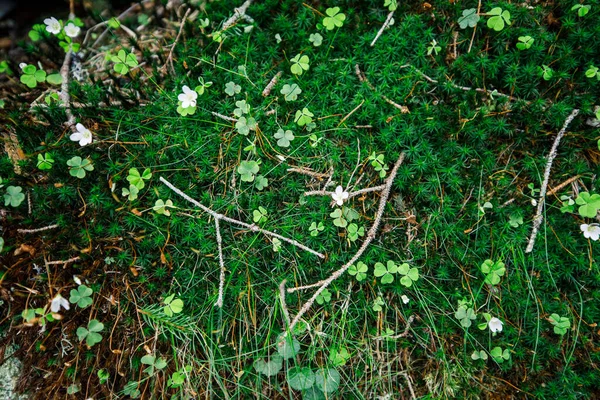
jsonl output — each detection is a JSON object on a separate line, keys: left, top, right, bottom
{"left": 370, "top": 11, "right": 395, "bottom": 47}
{"left": 222, "top": 0, "right": 254, "bottom": 30}
{"left": 262, "top": 71, "right": 282, "bottom": 97}
{"left": 17, "top": 224, "right": 59, "bottom": 234}
{"left": 525, "top": 109, "right": 579, "bottom": 253}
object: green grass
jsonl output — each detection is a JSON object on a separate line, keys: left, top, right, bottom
{"left": 1, "top": 0, "right": 599, "bottom": 398}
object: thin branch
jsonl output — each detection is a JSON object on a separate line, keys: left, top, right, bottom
{"left": 262, "top": 71, "right": 282, "bottom": 97}
{"left": 287, "top": 167, "right": 331, "bottom": 180}
{"left": 525, "top": 109, "right": 579, "bottom": 253}
{"left": 285, "top": 153, "right": 405, "bottom": 332}
{"left": 279, "top": 279, "right": 291, "bottom": 327}
{"left": 162, "top": 8, "right": 191, "bottom": 74}
{"left": 214, "top": 218, "right": 226, "bottom": 308}
{"left": 402, "top": 372, "right": 417, "bottom": 400}
{"left": 59, "top": 50, "right": 76, "bottom": 132}
{"left": 211, "top": 111, "right": 237, "bottom": 122}
{"left": 223, "top": 0, "right": 254, "bottom": 30}
{"left": 303, "top": 184, "right": 386, "bottom": 200}
{"left": 45, "top": 256, "right": 80, "bottom": 266}
{"left": 17, "top": 224, "right": 59, "bottom": 234}
{"left": 370, "top": 11, "right": 395, "bottom": 47}
{"left": 337, "top": 100, "right": 364, "bottom": 127}
{"left": 547, "top": 174, "right": 582, "bottom": 197}
{"left": 355, "top": 64, "right": 409, "bottom": 113}
{"left": 374, "top": 315, "right": 415, "bottom": 340}
{"left": 159, "top": 177, "right": 325, "bottom": 259}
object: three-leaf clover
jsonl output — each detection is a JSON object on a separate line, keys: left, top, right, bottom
{"left": 348, "top": 261, "right": 368, "bottom": 281}
{"left": 294, "top": 107, "right": 314, "bottom": 126}
{"left": 548, "top": 313, "right": 571, "bottom": 335}
{"left": 458, "top": 8, "right": 480, "bottom": 29}
{"left": 253, "top": 354, "right": 283, "bottom": 377}
{"left": 427, "top": 39, "right": 441, "bottom": 56}
{"left": 490, "top": 347, "right": 510, "bottom": 363}
{"left": 235, "top": 116, "right": 257, "bottom": 135}
{"left": 330, "top": 208, "right": 347, "bottom": 227}
{"left": 516, "top": 36, "right": 534, "bottom": 50}
{"left": 486, "top": 7, "right": 511, "bottom": 31}
{"left": 20, "top": 65, "right": 46, "bottom": 88}
{"left": 309, "top": 33, "right": 323, "bottom": 46}
{"left": 471, "top": 350, "right": 489, "bottom": 361}
{"left": 480, "top": 259, "right": 506, "bottom": 285}
{"left": 224, "top": 81, "right": 241, "bottom": 96}
{"left": 384, "top": 0, "right": 398, "bottom": 11}
{"left": 69, "top": 285, "right": 93, "bottom": 308}
{"left": 237, "top": 160, "right": 260, "bottom": 182}
{"left": 309, "top": 221, "right": 324, "bottom": 236}
{"left": 323, "top": 7, "right": 346, "bottom": 30}
{"left": 122, "top": 185, "right": 139, "bottom": 201}
{"left": 234, "top": 100, "right": 250, "bottom": 117}
{"left": 280, "top": 84, "right": 302, "bottom": 102}
{"left": 316, "top": 288, "right": 332, "bottom": 305}
{"left": 290, "top": 54, "right": 310, "bottom": 76}
{"left": 372, "top": 296, "right": 384, "bottom": 312}
{"left": 4, "top": 186, "right": 25, "bottom": 207}
{"left": 538, "top": 65, "right": 553, "bottom": 80}
{"left": 163, "top": 294, "right": 183, "bottom": 317}
{"left": 253, "top": 206, "right": 268, "bottom": 223}
{"left": 67, "top": 156, "right": 94, "bottom": 179}
{"left": 374, "top": 260, "right": 398, "bottom": 284}
{"left": 127, "top": 168, "right": 152, "bottom": 190}
{"left": 575, "top": 192, "right": 600, "bottom": 218}
{"left": 76, "top": 319, "right": 104, "bottom": 347}
{"left": 274, "top": 129, "right": 294, "bottom": 147}
{"left": 455, "top": 305, "right": 477, "bottom": 328}
{"left": 37, "top": 153, "right": 54, "bottom": 170}
{"left": 195, "top": 76, "right": 213, "bottom": 94}
{"left": 255, "top": 175, "right": 268, "bottom": 190}
{"left": 397, "top": 262, "right": 419, "bottom": 287}
{"left": 141, "top": 354, "right": 168, "bottom": 375}
{"left": 347, "top": 223, "right": 364, "bottom": 242}
{"left": 111, "top": 50, "right": 138, "bottom": 75}
{"left": 153, "top": 199, "right": 174, "bottom": 216}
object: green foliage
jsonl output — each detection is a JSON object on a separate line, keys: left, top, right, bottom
{"left": 224, "top": 81, "right": 241, "bottom": 96}
{"left": 586, "top": 66, "right": 600, "bottom": 80}
{"left": 471, "top": 350, "right": 488, "bottom": 361}
{"left": 330, "top": 208, "right": 347, "bottom": 228}
{"left": 280, "top": 83, "right": 302, "bottom": 101}
{"left": 253, "top": 206, "right": 268, "bottom": 223}
{"left": 315, "top": 368, "right": 341, "bottom": 393}
{"left": 369, "top": 152, "right": 388, "bottom": 178}
{"left": 374, "top": 260, "right": 398, "bottom": 284}
{"left": 480, "top": 259, "right": 506, "bottom": 285}
{"left": 140, "top": 354, "right": 168, "bottom": 375}
{"left": 20, "top": 64, "right": 46, "bottom": 88}
{"left": 571, "top": 4, "right": 591, "bottom": 16}
{"left": 490, "top": 347, "right": 511, "bottom": 363}
{"left": 153, "top": 199, "right": 174, "bottom": 216}
{"left": 397, "top": 262, "right": 419, "bottom": 287}
{"left": 235, "top": 116, "right": 257, "bottom": 135}
{"left": 127, "top": 168, "right": 152, "bottom": 190}
{"left": 455, "top": 305, "right": 477, "bottom": 328}
{"left": 486, "top": 7, "right": 511, "bottom": 31}
{"left": 253, "top": 354, "right": 283, "bottom": 377}
{"left": 69, "top": 285, "right": 93, "bottom": 308}
{"left": 348, "top": 261, "right": 368, "bottom": 281}
{"left": 277, "top": 334, "right": 300, "bottom": 359}
{"left": 274, "top": 128, "right": 294, "bottom": 147}
{"left": 67, "top": 156, "right": 94, "bottom": 179}
{"left": 162, "top": 294, "right": 183, "bottom": 317}
{"left": 458, "top": 8, "right": 480, "bottom": 29}
{"left": 549, "top": 313, "right": 571, "bottom": 335}
{"left": 290, "top": 54, "right": 310, "bottom": 75}
{"left": 110, "top": 50, "right": 138, "bottom": 75}
{"left": 516, "top": 36, "right": 534, "bottom": 50}
{"left": 107, "top": 17, "right": 121, "bottom": 29}
{"left": 97, "top": 369, "right": 110, "bottom": 384}
{"left": 316, "top": 288, "right": 332, "bottom": 305}
{"left": 427, "top": 39, "right": 441, "bottom": 56}
{"left": 539, "top": 65, "right": 554, "bottom": 80}
{"left": 294, "top": 107, "right": 314, "bottom": 126}
{"left": 4, "top": 186, "right": 25, "bottom": 207}
{"left": 123, "top": 381, "right": 140, "bottom": 398}
{"left": 575, "top": 192, "right": 600, "bottom": 218}
{"left": 287, "top": 367, "right": 315, "bottom": 390}
{"left": 309, "top": 221, "right": 324, "bottom": 236}
{"left": 37, "top": 153, "right": 54, "bottom": 170}
{"left": 384, "top": 0, "right": 398, "bottom": 12}
{"left": 309, "top": 33, "right": 323, "bottom": 46}
{"left": 322, "top": 7, "right": 346, "bottom": 30}
{"left": 76, "top": 319, "right": 104, "bottom": 347}
{"left": 347, "top": 223, "right": 364, "bottom": 242}
{"left": 237, "top": 160, "right": 260, "bottom": 182}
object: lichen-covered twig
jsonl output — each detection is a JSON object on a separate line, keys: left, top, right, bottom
{"left": 214, "top": 218, "right": 226, "bottom": 308}
{"left": 525, "top": 109, "right": 579, "bottom": 253}
{"left": 284, "top": 153, "right": 405, "bottom": 332}
{"left": 45, "top": 256, "right": 81, "bottom": 266}
{"left": 370, "top": 11, "right": 395, "bottom": 47}
{"left": 17, "top": 224, "right": 59, "bottom": 234}
{"left": 262, "top": 71, "right": 282, "bottom": 97}
{"left": 223, "top": 0, "right": 254, "bottom": 30}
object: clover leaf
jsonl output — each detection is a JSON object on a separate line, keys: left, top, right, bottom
{"left": 471, "top": 350, "right": 489, "bottom": 360}
{"left": 224, "top": 81, "right": 241, "bottom": 96}
{"left": 37, "top": 153, "right": 54, "bottom": 170}
{"left": 287, "top": 367, "right": 315, "bottom": 391}
{"left": 374, "top": 260, "right": 398, "bottom": 284}
{"left": 253, "top": 354, "right": 283, "bottom": 377}
{"left": 163, "top": 294, "right": 184, "bottom": 317}
{"left": 486, "top": 7, "right": 511, "bottom": 31}
{"left": 458, "top": 8, "right": 480, "bottom": 29}
{"left": 67, "top": 156, "right": 94, "bottom": 179}
{"left": 575, "top": 192, "right": 600, "bottom": 218}
{"left": 290, "top": 54, "right": 310, "bottom": 76}
{"left": 274, "top": 129, "right": 294, "bottom": 147}
{"left": 20, "top": 65, "right": 46, "bottom": 88}
{"left": 508, "top": 214, "right": 523, "bottom": 227}
{"left": 127, "top": 168, "right": 152, "bottom": 190}
{"left": 69, "top": 284, "right": 93, "bottom": 308}
{"left": 111, "top": 49, "right": 138, "bottom": 75}
{"left": 397, "top": 262, "right": 419, "bottom": 287}
{"left": 237, "top": 160, "right": 260, "bottom": 182}
{"left": 234, "top": 100, "right": 250, "bottom": 117}
{"left": 122, "top": 185, "right": 139, "bottom": 201}
{"left": 309, "top": 221, "right": 324, "bottom": 236}
{"left": 76, "top": 319, "right": 104, "bottom": 347}
{"left": 347, "top": 223, "right": 364, "bottom": 242}
{"left": 549, "top": 313, "right": 571, "bottom": 335}
{"left": 153, "top": 199, "right": 174, "bottom": 216}
{"left": 235, "top": 116, "right": 257, "bottom": 136}
{"left": 348, "top": 261, "right": 368, "bottom": 281}
{"left": 280, "top": 83, "right": 302, "bottom": 102}
{"left": 4, "top": 186, "right": 25, "bottom": 207}
{"left": 323, "top": 7, "right": 346, "bottom": 30}
{"left": 253, "top": 206, "right": 268, "bottom": 224}
{"left": 294, "top": 107, "right": 314, "bottom": 126}
{"left": 330, "top": 208, "right": 347, "bottom": 227}
{"left": 538, "top": 65, "right": 553, "bottom": 80}
{"left": 571, "top": 4, "right": 591, "bottom": 16}
{"left": 277, "top": 333, "right": 300, "bottom": 359}
{"left": 480, "top": 259, "right": 505, "bottom": 285}
{"left": 195, "top": 77, "right": 213, "bottom": 95}
{"left": 141, "top": 354, "right": 168, "bottom": 375}
{"left": 490, "top": 347, "right": 510, "bottom": 363}
{"left": 255, "top": 175, "right": 268, "bottom": 190}
{"left": 46, "top": 73, "right": 63, "bottom": 85}
{"left": 516, "top": 36, "right": 534, "bottom": 50}
{"left": 372, "top": 296, "right": 384, "bottom": 312}
{"left": 384, "top": 0, "right": 398, "bottom": 11}
{"left": 316, "top": 288, "right": 332, "bottom": 305}
{"left": 309, "top": 33, "right": 323, "bottom": 46}
{"left": 455, "top": 305, "right": 477, "bottom": 328}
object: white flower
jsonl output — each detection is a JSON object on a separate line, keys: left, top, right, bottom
{"left": 488, "top": 317, "right": 503, "bottom": 333}
{"left": 19, "top": 63, "right": 27, "bottom": 70}
{"left": 178, "top": 85, "right": 198, "bottom": 108}
{"left": 73, "top": 276, "right": 82, "bottom": 285}
{"left": 580, "top": 224, "right": 600, "bottom": 241}
{"left": 401, "top": 295, "right": 410, "bottom": 304}
{"left": 50, "top": 294, "right": 70, "bottom": 313}
{"left": 64, "top": 22, "right": 81, "bottom": 38}
{"left": 331, "top": 185, "right": 349, "bottom": 206}
{"left": 70, "top": 123, "right": 93, "bottom": 146}
{"left": 44, "top": 17, "right": 61, "bottom": 35}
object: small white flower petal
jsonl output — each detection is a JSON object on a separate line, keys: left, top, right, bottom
{"left": 488, "top": 317, "right": 503, "bottom": 333}
{"left": 50, "top": 294, "right": 69, "bottom": 313}
{"left": 44, "top": 17, "right": 61, "bottom": 34}
{"left": 401, "top": 295, "right": 410, "bottom": 304}
{"left": 19, "top": 63, "right": 27, "bottom": 70}
{"left": 64, "top": 23, "right": 80, "bottom": 38}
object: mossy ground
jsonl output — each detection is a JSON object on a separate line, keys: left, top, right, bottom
{"left": 0, "top": 0, "right": 599, "bottom": 398}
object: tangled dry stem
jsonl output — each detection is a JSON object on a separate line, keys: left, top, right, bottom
{"left": 284, "top": 152, "right": 406, "bottom": 332}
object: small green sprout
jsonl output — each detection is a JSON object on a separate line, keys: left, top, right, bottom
{"left": 69, "top": 284, "right": 93, "bottom": 308}
{"left": 585, "top": 66, "right": 600, "bottom": 80}
{"left": 538, "top": 65, "right": 553, "bottom": 80}
{"left": 111, "top": 49, "right": 138, "bottom": 75}
{"left": 490, "top": 347, "right": 510, "bottom": 363}
{"left": 224, "top": 81, "right": 241, "bottom": 96}
{"left": 254, "top": 355, "right": 283, "bottom": 377}
{"left": 384, "top": 0, "right": 398, "bottom": 11}
{"left": 372, "top": 296, "right": 384, "bottom": 312}
{"left": 369, "top": 152, "right": 389, "bottom": 178}
{"left": 294, "top": 107, "right": 314, "bottom": 126}
{"left": 195, "top": 76, "right": 213, "bottom": 94}
{"left": 4, "top": 186, "right": 25, "bottom": 207}
{"left": 348, "top": 261, "right": 368, "bottom": 281}
{"left": 316, "top": 288, "right": 332, "bottom": 305}
{"left": 427, "top": 39, "right": 441, "bottom": 56}
{"left": 141, "top": 354, "right": 168, "bottom": 375}
{"left": 97, "top": 369, "right": 110, "bottom": 384}
{"left": 253, "top": 206, "right": 268, "bottom": 223}
{"left": 237, "top": 160, "right": 260, "bottom": 182}
{"left": 153, "top": 199, "right": 174, "bottom": 216}
{"left": 76, "top": 319, "right": 104, "bottom": 347}
{"left": 168, "top": 366, "right": 192, "bottom": 388}
{"left": 274, "top": 129, "right": 294, "bottom": 147}
{"left": 67, "top": 156, "right": 94, "bottom": 179}
{"left": 107, "top": 17, "right": 121, "bottom": 29}
{"left": 516, "top": 36, "right": 534, "bottom": 50}
{"left": 290, "top": 54, "right": 310, "bottom": 75}
{"left": 458, "top": 8, "right": 480, "bottom": 29}
{"left": 309, "top": 33, "right": 323, "bottom": 46}
{"left": 480, "top": 259, "right": 506, "bottom": 285}
{"left": 163, "top": 294, "right": 184, "bottom": 317}
{"left": 280, "top": 83, "right": 302, "bottom": 101}
{"left": 560, "top": 195, "right": 575, "bottom": 213}
{"left": 548, "top": 313, "right": 571, "bottom": 335}
{"left": 486, "top": 7, "right": 511, "bottom": 31}
{"left": 571, "top": 4, "right": 591, "bottom": 16}
{"left": 272, "top": 237, "right": 282, "bottom": 252}
{"left": 309, "top": 221, "right": 324, "bottom": 236}
{"left": 322, "top": 7, "right": 346, "bottom": 30}
{"left": 0, "top": 60, "right": 12, "bottom": 75}
{"left": 127, "top": 168, "right": 152, "bottom": 190}
{"left": 328, "top": 346, "right": 351, "bottom": 366}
